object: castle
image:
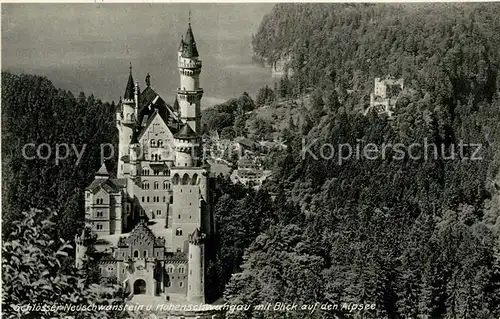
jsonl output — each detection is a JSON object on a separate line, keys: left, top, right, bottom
{"left": 366, "top": 76, "right": 404, "bottom": 116}
{"left": 75, "top": 20, "right": 218, "bottom": 309}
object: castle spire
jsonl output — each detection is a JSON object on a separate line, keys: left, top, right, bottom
{"left": 96, "top": 162, "right": 109, "bottom": 177}
{"left": 124, "top": 63, "right": 135, "bottom": 101}
{"left": 182, "top": 19, "right": 199, "bottom": 58}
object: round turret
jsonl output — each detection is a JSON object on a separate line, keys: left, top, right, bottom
{"left": 177, "top": 22, "right": 203, "bottom": 133}
{"left": 187, "top": 228, "right": 206, "bottom": 303}
{"left": 174, "top": 124, "right": 201, "bottom": 167}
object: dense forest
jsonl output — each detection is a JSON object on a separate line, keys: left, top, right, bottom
{"left": 1, "top": 73, "right": 129, "bottom": 318}
{"left": 1, "top": 73, "right": 117, "bottom": 241}
{"left": 219, "top": 3, "right": 500, "bottom": 319}
{"left": 252, "top": 3, "right": 500, "bottom": 113}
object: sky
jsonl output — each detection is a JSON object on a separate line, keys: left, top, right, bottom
{"left": 2, "top": 3, "right": 275, "bottom": 106}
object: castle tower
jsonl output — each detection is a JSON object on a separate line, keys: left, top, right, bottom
{"left": 177, "top": 22, "right": 203, "bottom": 133}
{"left": 187, "top": 228, "right": 206, "bottom": 303}
{"left": 174, "top": 124, "right": 201, "bottom": 168}
{"left": 117, "top": 63, "right": 138, "bottom": 178}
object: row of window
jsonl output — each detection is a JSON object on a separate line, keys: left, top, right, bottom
{"left": 142, "top": 168, "right": 170, "bottom": 176}
{"left": 149, "top": 139, "right": 165, "bottom": 147}
{"left": 171, "top": 173, "right": 200, "bottom": 186}
{"left": 133, "top": 250, "right": 150, "bottom": 258}
{"left": 103, "top": 266, "right": 191, "bottom": 275}
{"left": 141, "top": 181, "right": 171, "bottom": 190}
{"left": 95, "top": 198, "right": 104, "bottom": 204}
{"left": 165, "top": 281, "right": 183, "bottom": 288}
{"left": 141, "top": 196, "right": 173, "bottom": 204}
{"left": 166, "top": 265, "right": 185, "bottom": 274}
{"left": 151, "top": 154, "right": 163, "bottom": 161}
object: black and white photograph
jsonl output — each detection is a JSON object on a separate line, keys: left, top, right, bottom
{"left": 2, "top": 2, "right": 500, "bottom": 319}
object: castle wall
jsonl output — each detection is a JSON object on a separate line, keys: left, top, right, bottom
{"left": 117, "top": 105, "right": 134, "bottom": 178}
{"left": 123, "top": 261, "right": 157, "bottom": 296}
{"left": 164, "top": 261, "right": 188, "bottom": 296}
{"left": 169, "top": 183, "right": 203, "bottom": 253}
{"left": 187, "top": 243, "right": 204, "bottom": 303}
{"left": 135, "top": 181, "right": 171, "bottom": 220}
{"left": 138, "top": 112, "right": 176, "bottom": 162}
{"left": 110, "top": 192, "right": 123, "bottom": 234}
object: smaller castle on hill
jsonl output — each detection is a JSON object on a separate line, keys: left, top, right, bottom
{"left": 366, "top": 76, "right": 404, "bottom": 117}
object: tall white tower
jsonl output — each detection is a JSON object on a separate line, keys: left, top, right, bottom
{"left": 116, "top": 64, "right": 138, "bottom": 178}
{"left": 187, "top": 228, "right": 206, "bottom": 303}
{"left": 177, "top": 22, "right": 203, "bottom": 133}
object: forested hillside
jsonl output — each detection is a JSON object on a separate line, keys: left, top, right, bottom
{"left": 1, "top": 72, "right": 117, "bottom": 241}
{"left": 252, "top": 3, "right": 500, "bottom": 113}
{"left": 1, "top": 73, "right": 131, "bottom": 318}
{"left": 220, "top": 3, "right": 500, "bottom": 318}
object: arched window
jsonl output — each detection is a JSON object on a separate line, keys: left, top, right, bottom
{"left": 143, "top": 250, "right": 147, "bottom": 258}
{"left": 172, "top": 174, "right": 180, "bottom": 185}
{"left": 157, "top": 210, "right": 161, "bottom": 216}
{"left": 133, "top": 250, "right": 139, "bottom": 258}
{"left": 176, "top": 248, "right": 181, "bottom": 253}
{"left": 154, "top": 182, "right": 159, "bottom": 190}
{"left": 192, "top": 173, "right": 199, "bottom": 185}
{"left": 151, "top": 139, "right": 156, "bottom": 147}
{"left": 163, "top": 168, "right": 170, "bottom": 176}
{"left": 181, "top": 174, "right": 190, "bottom": 185}
{"left": 178, "top": 266, "right": 185, "bottom": 274}
{"left": 175, "top": 228, "right": 182, "bottom": 236}
{"left": 163, "top": 181, "right": 169, "bottom": 189}
{"left": 142, "top": 168, "right": 149, "bottom": 176}
{"left": 142, "top": 181, "right": 149, "bottom": 190}
{"left": 153, "top": 169, "right": 160, "bottom": 175}
{"left": 158, "top": 140, "right": 163, "bottom": 147}
{"left": 166, "top": 265, "right": 174, "bottom": 274}
{"left": 96, "top": 224, "right": 103, "bottom": 230}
